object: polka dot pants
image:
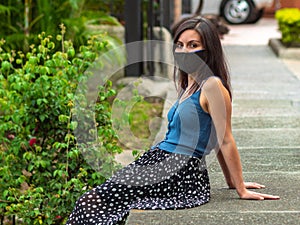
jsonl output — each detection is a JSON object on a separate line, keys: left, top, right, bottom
{"left": 66, "top": 148, "right": 210, "bottom": 225}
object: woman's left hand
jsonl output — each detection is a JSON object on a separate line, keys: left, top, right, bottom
{"left": 244, "top": 182, "right": 265, "bottom": 189}
{"left": 239, "top": 189, "right": 280, "bottom": 200}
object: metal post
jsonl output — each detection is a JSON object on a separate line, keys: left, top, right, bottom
{"left": 124, "top": 0, "right": 143, "bottom": 77}
{"left": 147, "top": 0, "right": 155, "bottom": 76}
{"left": 161, "top": 0, "right": 171, "bottom": 30}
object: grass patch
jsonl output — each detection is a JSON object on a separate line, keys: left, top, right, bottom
{"left": 114, "top": 95, "right": 165, "bottom": 152}
{"left": 129, "top": 96, "right": 164, "bottom": 139}
{"left": 111, "top": 80, "right": 165, "bottom": 153}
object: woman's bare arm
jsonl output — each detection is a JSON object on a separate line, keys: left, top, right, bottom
{"left": 217, "top": 149, "right": 268, "bottom": 189}
{"left": 201, "top": 77, "right": 279, "bottom": 200}
{"left": 216, "top": 150, "right": 234, "bottom": 188}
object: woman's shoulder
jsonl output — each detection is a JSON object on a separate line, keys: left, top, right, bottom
{"left": 202, "top": 76, "right": 231, "bottom": 99}
{"left": 201, "top": 76, "right": 224, "bottom": 90}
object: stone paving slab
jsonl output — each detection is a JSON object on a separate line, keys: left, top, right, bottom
{"left": 220, "top": 18, "right": 281, "bottom": 46}
{"left": 232, "top": 99, "right": 300, "bottom": 117}
{"left": 224, "top": 46, "right": 300, "bottom": 101}
{"left": 232, "top": 129, "right": 300, "bottom": 147}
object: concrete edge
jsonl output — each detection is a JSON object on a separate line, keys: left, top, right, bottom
{"left": 268, "top": 38, "right": 300, "bottom": 59}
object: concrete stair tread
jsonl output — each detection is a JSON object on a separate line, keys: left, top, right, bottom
{"left": 126, "top": 172, "right": 300, "bottom": 225}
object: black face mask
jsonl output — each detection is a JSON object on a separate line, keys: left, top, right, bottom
{"left": 173, "top": 50, "right": 207, "bottom": 74}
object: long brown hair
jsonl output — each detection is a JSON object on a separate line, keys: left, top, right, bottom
{"left": 172, "top": 16, "right": 232, "bottom": 99}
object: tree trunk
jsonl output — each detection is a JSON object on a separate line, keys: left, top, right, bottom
{"left": 24, "top": 0, "right": 31, "bottom": 37}
{"left": 173, "top": 0, "right": 182, "bottom": 23}
{"left": 24, "top": 0, "right": 31, "bottom": 52}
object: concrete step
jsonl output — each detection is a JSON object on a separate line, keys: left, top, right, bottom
{"left": 232, "top": 116, "right": 300, "bottom": 129}
{"left": 233, "top": 128, "right": 300, "bottom": 148}
{"left": 126, "top": 178, "right": 300, "bottom": 225}
{"left": 126, "top": 148, "right": 300, "bottom": 225}
{"left": 126, "top": 208, "right": 300, "bottom": 225}
{"left": 232, "top": 99, "right": 300, "bottom": 117}
{"left": 207, "top": 148, "right": 300, "bottom": 173}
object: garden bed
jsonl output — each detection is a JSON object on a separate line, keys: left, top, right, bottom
{"left": 269, "top": 38, "right": 300, "bottom": 59}
{"left": 270, "top": 8, "right": 300, "bottom": 59}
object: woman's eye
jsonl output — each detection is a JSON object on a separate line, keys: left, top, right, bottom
{"left": 175, "top": 43, "right": 183, "bottom": 49}
{"left": 189, "top": 42, "right": 199, "bottom": 48}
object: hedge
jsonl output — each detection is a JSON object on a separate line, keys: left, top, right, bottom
{"left": 275, "top": 8, "right": 300, "bottom": 45}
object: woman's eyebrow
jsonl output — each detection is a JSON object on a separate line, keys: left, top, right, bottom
{"left": 188, "top": 40, "right": 201, "bottom": 43}
{"left": 177, "top": 40, "right": 201, "bottom": 43}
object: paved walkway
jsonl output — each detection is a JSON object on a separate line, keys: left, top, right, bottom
{"left": 125, "top": 18, "right": 300, "bottom": 225}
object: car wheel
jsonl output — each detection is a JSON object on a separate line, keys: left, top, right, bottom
{"left": 247, "top": 9, "right": 264, "bottom": 24}
{"left": 221, "top": 0, "right": 254, "bottom": 24}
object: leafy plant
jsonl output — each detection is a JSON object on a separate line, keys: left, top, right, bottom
{"left": 0, "top": 25, "right": 124, "bottom": 224}
{"left": 275, "top": 8, "right": 300, "bottom": 46}
{"left": 0, "top": 0, "right": 123, "bottom": 53}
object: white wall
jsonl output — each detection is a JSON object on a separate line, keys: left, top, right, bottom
{"left": 190, "top": 0, "right": 222, "bottom": 15}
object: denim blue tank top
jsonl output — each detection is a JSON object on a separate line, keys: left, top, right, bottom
{"left": 156, "top": 90, "right": 215, "bottom": 158}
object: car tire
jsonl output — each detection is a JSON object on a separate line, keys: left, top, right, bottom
{"left": 221, "top": 0, "right": 254, "bottom": 24}
{"left": 247, "top": 9, "right": 264, "bottom": 24}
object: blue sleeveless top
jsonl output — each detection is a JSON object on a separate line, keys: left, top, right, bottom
{"left": 155, "top": 90, "right": 215, "bottom": 158}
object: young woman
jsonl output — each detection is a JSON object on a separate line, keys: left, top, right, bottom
{"left": 66, "top": 16, "right": 279, "bottom": 225}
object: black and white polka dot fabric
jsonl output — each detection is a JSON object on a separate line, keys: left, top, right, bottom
{"left": 66, "top": 148, "right": 210, "bottom": 225}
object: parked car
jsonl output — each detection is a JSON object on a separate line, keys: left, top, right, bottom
{"left": 190, "top": 0, "right": 274, "bottom": 24}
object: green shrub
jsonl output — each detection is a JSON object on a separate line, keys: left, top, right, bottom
{"left": 0, "top": 26, "right": 123, "bottom": 224}
{"left": 275, "top": 8, "right": 300, "bottom": 45}
{"left": 0, "top": 0, "right": 123, "bottom": 53}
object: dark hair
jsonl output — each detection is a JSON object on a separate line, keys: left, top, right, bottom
{"left": 172, "top": 16, "right": 232, "bottom": 99}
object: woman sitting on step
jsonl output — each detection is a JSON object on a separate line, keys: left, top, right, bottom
{"left": 66, "top": 16, "right": 280, "bottom": 225}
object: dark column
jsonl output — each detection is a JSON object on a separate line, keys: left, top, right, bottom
{"left": 161, "top": 0, "right": 172, "bottom": 30}
{"left": 147, "top": 0, "right": 154, "bottom": 76}
{"left": 124, "top": 0, "right": 143, "bottom": 77}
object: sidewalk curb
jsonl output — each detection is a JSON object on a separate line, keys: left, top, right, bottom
{"left": 268, "top": 38, "right": 300, "bottom": 59}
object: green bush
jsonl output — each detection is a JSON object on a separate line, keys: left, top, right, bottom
{"left": 275, "top": 8, "right": 300, "bottom": 45}
{"left": 0, "top": 0, "right": 123, "bottom": 53}
{"left": 0, "top": 26, "right": 123, "bottom": 224}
